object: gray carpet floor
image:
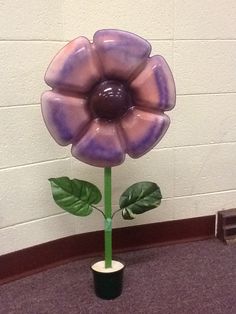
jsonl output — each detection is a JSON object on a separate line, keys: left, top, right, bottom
{"left": 0, "top": 239, "right": 236, "bottom": 314}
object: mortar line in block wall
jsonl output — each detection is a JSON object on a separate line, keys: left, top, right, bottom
{"left": 0, "top": 211, "right": 212, "bottom": 235}
{"left": 0, "top": 39, "right": 173, "bottom": 43}
{"left": 0, "top": 212, "right": 70, "bottom": 230}
{"left": 173, "top": 0, "right": 176, "bottom": 40}
{"left": 133, "top": 37, "right": 233, "bottom": 42}
{"left": 1, "top": 38, "right": 236, "bottom": 43}
{"left": 0, "top": 157, "right": 70, "bottom": 172}
{"left": 0, "top": 39, "right": 69, "bottom": 43}
{"left": 174, "top": 38, "right": 236, "bottom": 42}
{"left": 1, "top": 141, "right": 236, "bottom": 172}
{"left": 1, "top": 204, "right": 107, "bottom": 230}
{"left": 154, "top": 141, "right": 236, "bottom": 152}
{"left": 164, "top": 188, "right": 236, "bottom": 201}
{"left": 173, "top": 139, "right": 177, "bottom": 197}
{"left": 0, "top": 103, "right": 40, "bottom": 110}
{"left": 153, "top": 38, "right": 236, "bottom": 42}
{"left": 2, "top": 92, "right": 236, "bottom": 110}
{"left": 177, "top": 91, "right": 236, "bottom": 97}
{"left": 2, "top": 188, "right": 235, "bottom": 231}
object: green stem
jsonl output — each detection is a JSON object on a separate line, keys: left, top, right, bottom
{"left": 104, "top": 167, "right": 112, "bottom": 268}
{"left": 92, "top": 205, "right": 106, "bottom": 218}
{"left": 112, "top": 208, "right": 122, "bottom": 219}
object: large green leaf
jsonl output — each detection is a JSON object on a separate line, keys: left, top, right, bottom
{"left": 119, "top": 181, "right": 162, "bottom": 220}
{"left": 49, "top": 177, "right": 102, "bottom": 216}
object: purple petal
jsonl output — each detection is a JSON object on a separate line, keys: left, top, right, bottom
{"left": 71, "top": 120, "right": 125, "bottom": 167}
{"left": 45, "top": 37, "right": 102, "bottom": 93}
{"left": 41, "top": 91, "right": 91, "bottom": 145}
{"left": 130, "top": 56, "right": 176, "bottom": 111}
{"left": 120, "top": 107, "right": 170, "bottom": 158}
{"left": 93, "top": 29, "right": 151, "bottom": 81}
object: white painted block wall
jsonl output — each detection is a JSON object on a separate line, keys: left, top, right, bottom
{"left": 1, "top": 0, "right": 236, "bottom": 255}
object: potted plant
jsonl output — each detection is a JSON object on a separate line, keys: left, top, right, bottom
{"left": 41, "top": 29, "right": 176, "bottom": 299}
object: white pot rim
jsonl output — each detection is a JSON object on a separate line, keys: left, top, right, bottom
{"left": 91, "top": 260, "right": 125, "bottom": 273}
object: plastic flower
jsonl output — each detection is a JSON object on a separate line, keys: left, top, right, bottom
{"left": 41, "top": 29, "right": 176, "bottom": 167}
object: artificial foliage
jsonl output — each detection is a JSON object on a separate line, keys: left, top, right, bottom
{"left": 41, "top": 29, "right": 176, "bottom": 269}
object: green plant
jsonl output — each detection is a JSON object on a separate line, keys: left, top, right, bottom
{"left": 49, "top": 167, "right": 162, "bottom": 268}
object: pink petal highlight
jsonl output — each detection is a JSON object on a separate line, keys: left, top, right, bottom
{"left": 71, "top": 119, "right": 125, "bottom": 167}
{"left": 93, "top": 29, "right": 151, "bottom": 81}
{"left": 41, "top": 91, "right": 91, "bottom": 146}
{"left": 130, "top": 56, "right": 176, "bottom": 111}
{"left": 45, "top": 37, "right": 102, "bottom": 93}
{"left": 120, "top": 108, "right": 170, "bottom": 158}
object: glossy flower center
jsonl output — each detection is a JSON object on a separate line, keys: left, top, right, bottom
{"left": 89, "top": 80, "right": 132, "bottom": 120}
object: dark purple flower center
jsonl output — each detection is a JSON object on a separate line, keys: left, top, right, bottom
{"left": 89, "top": 80, "right": 132, "bottom": 120}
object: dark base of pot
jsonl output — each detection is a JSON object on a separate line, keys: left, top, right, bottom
{"left": 91, "top": 260, "right": 125, "bottom": 300}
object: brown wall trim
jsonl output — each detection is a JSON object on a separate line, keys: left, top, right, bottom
{"left": 0, "top": 215, "right": 215, "bottom": 285}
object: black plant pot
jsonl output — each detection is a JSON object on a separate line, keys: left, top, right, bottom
{"left": 91, "top": 260, "right": 125, "bottom": 300}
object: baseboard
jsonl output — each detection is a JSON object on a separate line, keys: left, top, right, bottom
{"left": 0, "top": 215, "right": 215, "bottom": 285}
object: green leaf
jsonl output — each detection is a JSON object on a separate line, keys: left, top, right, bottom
{"left": 122, "top": 208, "right": 136, "bottom": 220}
{"left": 49, "top": 177, "right": 102, "bottom": 217}
{"left": 119, "top": 181, "right": 162, "bottom": 220}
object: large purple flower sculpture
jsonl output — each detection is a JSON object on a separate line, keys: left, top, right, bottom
{"left": 41, "top": 29, "right": 176, "bottom": 167}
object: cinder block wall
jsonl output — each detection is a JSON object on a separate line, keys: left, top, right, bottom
{"left": 1, "top": 1, "right": 236, "bottom": 255}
